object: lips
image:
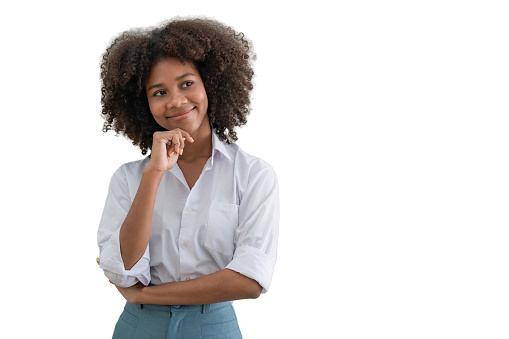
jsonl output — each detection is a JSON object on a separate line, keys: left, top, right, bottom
{"left": 168, "top": 107, "right": 194, "bottom": 121}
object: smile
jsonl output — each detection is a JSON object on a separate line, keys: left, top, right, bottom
{"left": 168, "top": 107, "right": 195, "bottom": 121}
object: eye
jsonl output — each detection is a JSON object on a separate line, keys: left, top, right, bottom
{"left": 153, "top": 90, "right": 166, "bottom": 96}
{"left": 182, "top": 81, "right": 193, "bottom": 88}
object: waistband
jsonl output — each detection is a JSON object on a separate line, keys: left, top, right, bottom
{"left": 126, "top": 301, "right": 233, "bottom": 313}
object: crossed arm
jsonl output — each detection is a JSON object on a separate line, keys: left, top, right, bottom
{"left": 110, "top": 268, "right": 261, "bottom": 305}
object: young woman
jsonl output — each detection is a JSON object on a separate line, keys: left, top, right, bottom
{"left": 97, "top": 18, "right": 279, "bottom": 338}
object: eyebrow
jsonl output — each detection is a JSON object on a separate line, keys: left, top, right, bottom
{"left": 147, "top": 73, "right": 195, "bottom": 91}
{"left": 176, "top": 72, "right": 195, "bottom": 81}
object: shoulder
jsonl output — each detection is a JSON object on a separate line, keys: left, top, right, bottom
{"left": 224, "top": 144, "right": 279, "bottom": 206}
{"left": 226, "top": 143, "right": 277, "bottom": 182}
{"left": 107, "top": 158, "right": 149, "bottom": 195}
{"left": 112, "top": 157, "right": 150, "bottom": 180}
{"left": 120, "top": 157, "right": 150, "bottom": 172}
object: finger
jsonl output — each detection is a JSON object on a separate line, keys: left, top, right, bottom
{"left": 166, "top": 140, "right": 175, "bottom": 158}
{"left": 173, "top": 134, "right": 186, "bottom": 156}
{"left": 179, "top": 135, "right": 185, "bottom": 155}
{"left": 181, "top": 131, "right": 194, "bottom": 143}
{"left": 171, "top": 134, "right": 181, "bottom": 155}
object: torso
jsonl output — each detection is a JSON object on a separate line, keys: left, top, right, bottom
{"left": 99, "top": 136, "right": 278, "bottom": 286}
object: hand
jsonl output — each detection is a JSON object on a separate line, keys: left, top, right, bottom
{"left": 146, "top": 129, "right": 195, "bottom": 173}
{"left": 115, "top": 282, "right": 145, "bottom": 304}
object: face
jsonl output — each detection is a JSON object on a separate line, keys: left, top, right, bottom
{"left": 146, "top": 57, "right": 209, "bottom": 136}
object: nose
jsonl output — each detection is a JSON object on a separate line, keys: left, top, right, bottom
{"left": 167, "top": 92, "right": 187, "bottom": 109}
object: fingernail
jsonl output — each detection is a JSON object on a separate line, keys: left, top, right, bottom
{"left": 169, "top": 152, "right": 174, "bottom": 157}
{"left": 180, "top": 149, "right": 183, "bottom": 155}
{"left": 96, "top": 258, "right": 100, "bottom": 264}
{"left": 189, "top": 137, "right": 194, "bottom": 142}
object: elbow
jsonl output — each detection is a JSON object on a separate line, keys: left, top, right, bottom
{"left": 225, "top": 269, "right": 263, "bottom": 299}
{"left": 247, "top": 282, "right": 263, "bottom": 299}
{"left": 250, "top": 290, "right": 262, "bottom": 299}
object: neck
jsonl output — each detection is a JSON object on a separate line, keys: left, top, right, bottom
{"left": 179, "top": 125, "right": 212, "bottom": 162}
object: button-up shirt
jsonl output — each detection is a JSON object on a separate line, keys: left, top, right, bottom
{"left": 97, "top": 132, "right": 279, "bottom": 293}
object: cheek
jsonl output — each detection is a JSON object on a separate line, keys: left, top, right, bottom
{"left": 197, "top": 90, "right": 208, "bottom": 109}
{"left": 148, "top": 101, "right": 164, "bottom": 117}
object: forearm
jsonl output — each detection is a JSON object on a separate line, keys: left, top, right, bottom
{"left": 138, "top": 269, "right": 262, "bottom": 305}
{"left": 120, "top": 168, "right": 164, "bottom": 270}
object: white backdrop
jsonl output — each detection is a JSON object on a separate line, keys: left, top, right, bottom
{"left": 1, "top": 0, "right": 508, "bottom": 338}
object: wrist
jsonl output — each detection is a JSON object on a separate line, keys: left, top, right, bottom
{"left": 138, "top": 285, "right": 149, "bottom": 304}
{"left": 142, "top": 167, "right": 166, "bottom": 181}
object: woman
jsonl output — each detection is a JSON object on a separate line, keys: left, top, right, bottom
{"left": 97, "top": 17, "right": 279, "bottom": 338}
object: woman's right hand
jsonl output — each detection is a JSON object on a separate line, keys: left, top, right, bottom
{"left": 145, "top": 129, "right": 194, "bottom": 173}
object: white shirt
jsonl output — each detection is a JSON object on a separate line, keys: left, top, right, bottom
{"left": 97, "top": 132, "right": 279, "bottom": 293}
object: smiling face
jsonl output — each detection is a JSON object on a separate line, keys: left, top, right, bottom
{"left": 146, "top": 57, "right": 210, "bottom": 137}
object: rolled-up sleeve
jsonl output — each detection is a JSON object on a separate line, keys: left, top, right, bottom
{"left": 97, "top": 166, "right": 151, "bottom": 287}
{"left": 226, "top": 163, "right": 279, "bottom": 293}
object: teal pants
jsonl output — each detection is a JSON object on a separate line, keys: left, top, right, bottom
{"left": 112, "top": 301, "right": 242, "bottom": 339}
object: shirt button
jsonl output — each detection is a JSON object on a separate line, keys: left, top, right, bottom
{"left": 187, "top": 207, "right": 192, "bottom": 213}
{"left": 183, "top": 242, "right": 188, "bottom": 248}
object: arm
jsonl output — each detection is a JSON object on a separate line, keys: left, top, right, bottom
{"left": 226, "top": 161, "right": 279, "bottom": 293}
{"left": 117, "top": 269, "right": 262, "bottom": 305}
{"left": 98, "top": 129, "right": 192, "bottom": 285}
{"left": 97, "top": 165, "right": 152, "bottom": 287}
{"left": 119, "top": 130, "right": 193, "bottom": 270}
{"left": 119, "top": 169, "right": 163, "bottom": 270}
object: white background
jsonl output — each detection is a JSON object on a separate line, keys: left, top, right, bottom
{"left": 1, "top": 0, "right": 508, "bottom": 338}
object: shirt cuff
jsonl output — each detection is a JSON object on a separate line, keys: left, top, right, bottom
{"left": 225, "top": 245, "right": 275, "bottom": 294}
{"left": 99, "top": 227, "right": 151, "bottom": 288}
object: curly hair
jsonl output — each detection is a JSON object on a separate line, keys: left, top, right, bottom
{"left": 100, "top": 17, "right": 255, "bottom": 155}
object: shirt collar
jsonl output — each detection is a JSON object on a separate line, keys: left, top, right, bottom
{"left": 212, "top": 131, "right": 233, "bottom": 162}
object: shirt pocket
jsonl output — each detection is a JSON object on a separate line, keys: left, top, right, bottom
{"left": 205, "top": 201, "right": 239, "bottom": 257}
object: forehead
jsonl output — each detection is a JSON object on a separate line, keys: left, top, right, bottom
{"left": 148, "top": 57, "right": 198, "bottom": 81}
